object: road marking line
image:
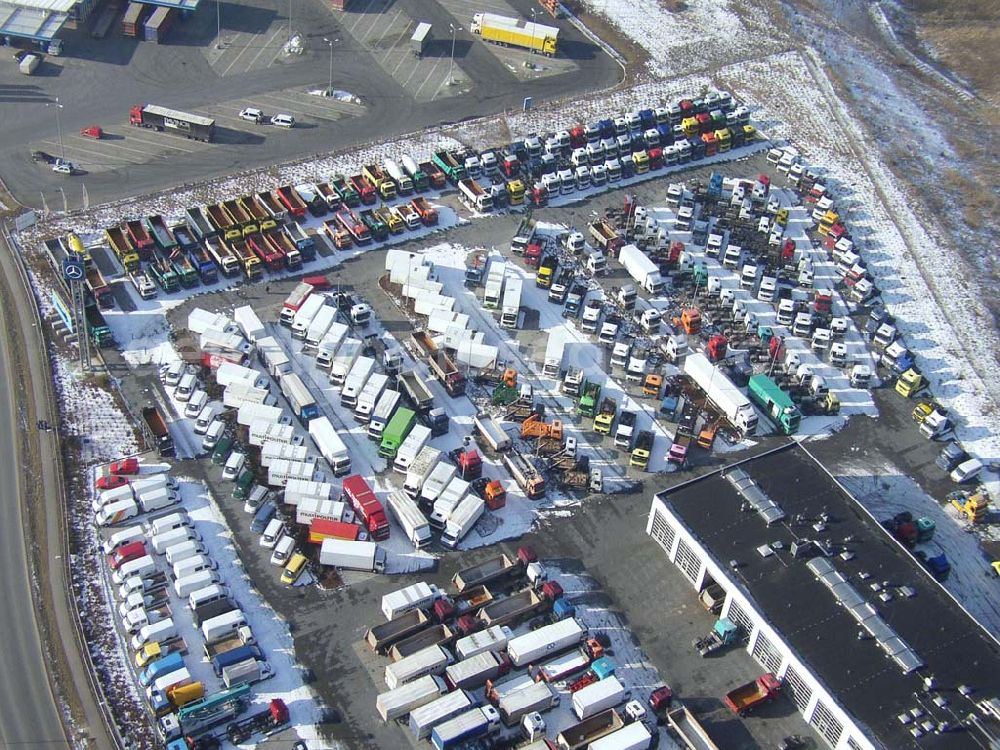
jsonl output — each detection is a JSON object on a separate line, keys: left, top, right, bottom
{"left": 286, "top": 92, "right": 365, "bottom": 115}
{"left": 412, "top": 56, "right": 443, "bottom": 100}
{"left": 247, "top": 24, "right": 285, "bottom": 73}
{"left": 64, "top": 137, "right": 164, "bottom": 159}
{"left": 36, "top": 140, "right": 143, "bottom": 165}
{"left": 359, "top": 0, "right": 392, "bottom": 41}
{"left": 262, "top": 24, "right": 293, "bottom": 69}
{"left": 257, "top": 92, "right": 352, "bottom": 119}
{"left": 346, "top": 0, "right": 379, "bottom": 35}
{"left": 119, "top": 131, "right": 204, "bottom": 153}
{"left": 372, "top": 8, "right": 406, "bottom": 62}
{"left": 221, "top": 30, "right": 262, "bottom": 77}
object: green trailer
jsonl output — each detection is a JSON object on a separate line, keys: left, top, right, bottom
{"left": 379, "top": 407, "right": 416, "bottom": 459}
{"left": 747, "top": 375, "right": 800, "bottom": 435}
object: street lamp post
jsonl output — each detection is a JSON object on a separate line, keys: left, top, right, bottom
{"left": 448, "top": 23, "right": 459, "bottom": 85}
{"left": 216, "top": 0, "right": 222, "bottom": 49}
{"left": 530, "top": 9, "right": 537, "bottom": 56}
{"left": 48, "top": 97, "right": 65, "bottom": 161}
{"left": 324, "top": 37, "right": 334, "bottom": 97}
{"left": 287, "top": 0, "right": 293, "bottom": 45}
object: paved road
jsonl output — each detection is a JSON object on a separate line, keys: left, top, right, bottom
{"left": 0, "top": 229, "right": 116, "bottom": 748}
{"left": 0, "top": 321, "right": 67, "bottom": 747}
{"left": 0, "top": 0, "right": 621, "bottom": 210}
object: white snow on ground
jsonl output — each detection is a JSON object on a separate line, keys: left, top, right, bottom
{"left": 577, "top": 0, "right": 776, "bottom": 78}
{"left": 834, "top": 463, "right": 1000, "bottom": 637}
{"left": 96, "top": 479, "right": 340, "bottom": 749}
{"left": 715, "top": 49, "right": 1000, "bottom": 486}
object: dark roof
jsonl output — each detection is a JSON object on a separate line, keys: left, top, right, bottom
{"left": 660, "top": 443, "right": 1000, "bottom": 749}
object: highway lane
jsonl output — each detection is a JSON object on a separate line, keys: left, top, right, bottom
{"left": 0, "top": 230, "right": 115, "bottom": 748}
{"left": 0, "top": 268, "right": 68, "bottom": 746}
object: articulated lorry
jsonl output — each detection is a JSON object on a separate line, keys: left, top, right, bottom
{"left": 471, "top": 12, "right": 558, "bottom": 55}
{"left": 129, "top": 104, "right": 215, "bottom": 142}
{"left": 683, "top": 353, "right": 758, "bottom": 437}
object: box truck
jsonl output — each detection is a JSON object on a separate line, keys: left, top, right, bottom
{"left": 386, "top": 490, "right": 432, "bottom": 549}
{"left": 507, "top": 618, "right": 586, "bottom": 666}
{"left": 382, "top": 581, "right": 444, "bottom": 620}
{"left": 385, "top": 644, "right": 452, "bottom": 690}
{"left": 307, "top": 416, "right": 352, "bottom": 477}
{"left": 376, "top": 674, "right": 447, "bottom": 722}
{"left": 319, "top": 539, "right": 387, "bottom": 573}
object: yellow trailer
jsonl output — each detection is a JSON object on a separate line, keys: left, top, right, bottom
{"left": 472, "top": 12, "right": 558, "bottom": 56}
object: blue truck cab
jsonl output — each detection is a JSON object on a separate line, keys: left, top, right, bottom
{"left": 139, "top": 651, "right": 185, "bottom": 688}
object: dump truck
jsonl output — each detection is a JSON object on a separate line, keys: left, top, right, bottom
{"left": 432, "top": 150, "right": 466, "bottom": 184}
{"left": 471, "top": 12, "right": 558, "bottom": 56}
{"left": 412, "top": 331, "right": 466, "bottom": 396}
{"left": 366, "top": 609, "right": 432, "bottom": 654}
{"left": 452, "top": 552, "right": 525, "bottom": 592}
{"left": 399, "top": 370, "right": 434, "bottom": 413}
{"left": 143, "top": 406, "right": 174, "bottom": 457}
{"left": 667, "top": 706, "right": 720, "bottom": 750}
{"left": 557, "top": 709, "right": 625, "bottom": 750}
{"left": 390, "top": 624, "right": 455, "bottom": 663}
{"left": 129, "top": 104, "right": 215, "bottom": 142}
{"left": 589, "top": 219, "right": 623, "bottom": 256}
{"left": 502, "top": 449, "right": 545, "bottom": 499}
{"left": 474, "top": 413, "right": 512, "bottom": 452}
{"left": 724, "top": 673, "right": 781, "bottom": 716}
{"left": 477, "top": 588, "right": 547, "bottom": 628}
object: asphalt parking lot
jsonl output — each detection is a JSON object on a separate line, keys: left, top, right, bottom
{"left": 88, "top": 152, "right": 990, "bottom": 749}
{"left": 0, "top": 0, "right": 621, "bottom": 211}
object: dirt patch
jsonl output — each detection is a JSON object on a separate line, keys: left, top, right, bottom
{"left": 901, "top": 0, "right": 1000, "bottom": 103}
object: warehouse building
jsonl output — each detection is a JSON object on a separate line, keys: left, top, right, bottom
{"left": 647, "top": 443, "right": 1000, "bottom": 750}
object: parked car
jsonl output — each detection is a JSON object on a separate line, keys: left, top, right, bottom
{"left": 239, "top": 107, "right": 265, "bottom": 124}
{"left": 271, "top": 114, "right": 295, "bottom": 128}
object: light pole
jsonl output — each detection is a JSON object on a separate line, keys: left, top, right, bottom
{"left": 448, "top": 23, "right": 459, "bottom": 85}
{"left": 48, "top": 97, "right": 65, "bottom": 161}
{"left": 216, "top": 0, "right": 222, "bottom": 49}
{"left": 324, "top": 37, "right": 334, "bottom": 96}
{"left": 287, "top": 0, "right": 293, "bottom": 45}
{"left": 529, "top": 9, "right": 537, "bottom": 57}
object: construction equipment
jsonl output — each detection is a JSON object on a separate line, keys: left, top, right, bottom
{"left": 948, "top": 489, "right": 990, "bottom": 524}
{"left": 521, "top": 414, "right": 563, "bottom": 441}
{"left": 692, "top": 618, "right": 739, "bottom": 657}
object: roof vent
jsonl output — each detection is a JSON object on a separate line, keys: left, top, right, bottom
{"left": 725, "top": 468, "right": 785, "bottom": 525}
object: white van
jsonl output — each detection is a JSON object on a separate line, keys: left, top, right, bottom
{"left": 222, "top": 451, "right": 245, "bottom": 481}
{"left": 188, "top": 584, "right": 231, "bottom": 611}
{"left": 164, "top": 540, "right": 205, "bottom": 567}
{"left": 102, "top": 525, "right": 145, "bottom": 555}
{"left": 144, "top": 512, "right": 190, "bottom": 537}
{"left": 173, "top": 555, "right": 216, "bottom": 580}
{"left": 174, "top": 569, "right": 220, "bottom": 598}
{"left": 270, "top": 535, "right": 295, "bottom": 567}
{"left": 112, "top": 555, "right": 157, "bottom": 585}
{"left": 194, "top": 405, "right": 217, "bottom": 435}
{"left": 175, "top": 372, "right": 198, "bottom": 402}
{"left": 243, "top": 485, "right": 269, "bottom": 514}
{"left": 150, "top": 527, "right": 198, "bottom": 555}
{"left": 184, "top": 390, "right": 208, "bottom": 419}
{"left": 202, "top": 420, "right": 226, "bottom": 451}
{"left": 92, "top": 484, "right": 134, "bottom": 513}
{"left": 96, "top": 498, "right": 139, "bottom": 527}
{"left": 163, "top": 361, "right": 185, "bottom": 387}
{"left": 131, "top": 618, "right": 176, "bottom": 651}
{"left": 260, "top": 519, "right": 284, "bottom": 549}
{"left": 201, "top": 610, "right": 246, "bottom": 642}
